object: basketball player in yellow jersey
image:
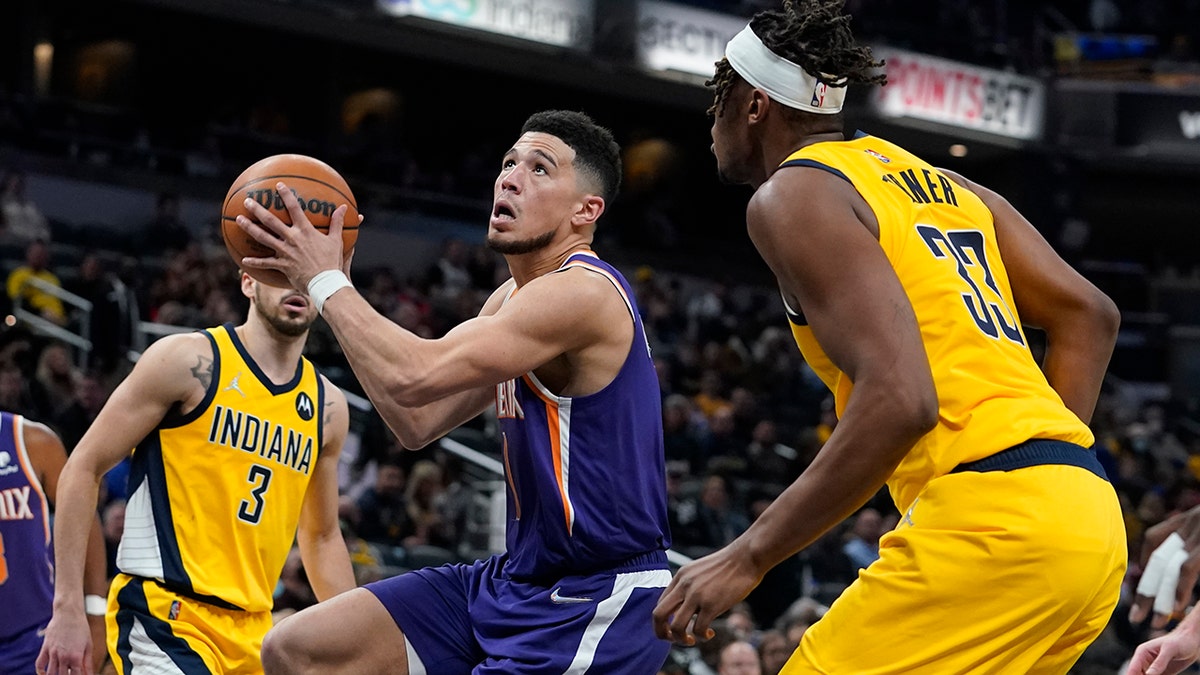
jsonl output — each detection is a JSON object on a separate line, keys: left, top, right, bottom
{"left": 654, "top": 2, "right": 1125, "bottom": 673}
{"left": 38, "top": 272, "right": 356, "bottom": 675}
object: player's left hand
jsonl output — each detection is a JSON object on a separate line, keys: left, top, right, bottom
{"left": 238, "top": 180, "right": 354, "bottom": 291}
{"left": 652, "top": 541, "right": 763, "bottom": 645}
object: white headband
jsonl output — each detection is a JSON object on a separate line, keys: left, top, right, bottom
{"left": 724, "top": 25, "right": 847, "bottom": 114}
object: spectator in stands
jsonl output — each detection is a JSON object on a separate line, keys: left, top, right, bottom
{"left": 842, "top": 506, "right": 884, "bottom": 571}
{"left": 0, "top": 169, "right": 50, "bottom": 245}
{"left": 351, "top": 457, "right": 411, "bottom": 549}
{"left": 777, "top": 597, "right": 827, "bottom": 647}
{"left": 425, "top": 236, "right": 472, "bottom": 299}
{"left": 433, "top": 453, "right": 478, "bottom": 556}
{"left": 30, "top": 341, "right": 79, "bottom": 420}
{"left": 677, "top": 472, "right": 751, "bottom": 554}
{"left": 717, "top": 640, "right": 762, "bottom": 675}
{"left": 744, "top": 419, "right": 801, "bottom": 486}
{"left": 402, "top": 459, "right": 449, "bottom": 550}
{"left": 64, "top": 254, "right": 129, "bottom": 374}
{"left": 664, "top": 393, "right": 708, "bottom": 473}
{"left": 50, "top": 369, "right": 108, "bottom": 454}
{"left": 757, "top": 629, "right": 793, "bottom": 675}
{"left": 0, "top": 361, "right": 38, "bottom": 418}
{"left": 6, "top": 239, "right": 66, "bottom": 326}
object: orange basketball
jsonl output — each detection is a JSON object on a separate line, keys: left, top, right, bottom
{"left": 221, "top": 154, "right": 360, "bottom": 288}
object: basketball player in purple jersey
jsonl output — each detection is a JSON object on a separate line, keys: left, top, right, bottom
{"left": 0, "top": 411, "right": 107, "bottom": 674}
{"left": 236, "top": 109, "right": 673, "bottom": 674}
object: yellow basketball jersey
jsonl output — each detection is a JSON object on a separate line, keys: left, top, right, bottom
{"left": 780, "top": 135, "right": 1094, "bottom": 512}
{"left": 117, "top": 324, "right": 323, "bottom": 612}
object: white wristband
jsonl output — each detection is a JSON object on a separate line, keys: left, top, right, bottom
{"left": 85, "top": 594, "right": 107, "bottom": 616}
{"left": 307, "top": 270, "right": 353, "bottom": 315}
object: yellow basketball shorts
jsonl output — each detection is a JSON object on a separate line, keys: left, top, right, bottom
{"left": 785, "top": 464, "right": 1126, "bottom": 675}
{"left": 106, "top": 573, "right": 273, "bottom": 674}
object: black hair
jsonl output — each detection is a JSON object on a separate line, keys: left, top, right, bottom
{"left": 708, "top": 0, "right": 886, "bottom": 117}
{"left": 520, "top": 110, "right": 622, "bottom": 204}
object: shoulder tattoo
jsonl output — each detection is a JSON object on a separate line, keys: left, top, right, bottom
{"left": 190, "top": 355, "right": 213, "bottom": 389}
{"left": 324, "top": 399, "right": 335, "bottom": 427}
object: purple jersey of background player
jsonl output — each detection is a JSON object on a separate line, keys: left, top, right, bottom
{"left": 0, "top": 412, "right": 54, "bottom": 637}
{"left": 495, "top": 252, "right": 671, "bottom": 580}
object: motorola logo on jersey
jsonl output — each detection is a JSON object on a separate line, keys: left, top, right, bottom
{"left": 295, "top": 392, "right": 314, "bottom": 420}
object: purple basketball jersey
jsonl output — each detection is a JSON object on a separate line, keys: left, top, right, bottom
{"left": 0, "top": 412, "right": 54, "bottom": 639}
{"left": 495, "top": 252, "right": 670, "bottom": 580}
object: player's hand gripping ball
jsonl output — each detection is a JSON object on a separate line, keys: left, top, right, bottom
{"left": 221, "top": 154, "right": 359, "bottom": 287}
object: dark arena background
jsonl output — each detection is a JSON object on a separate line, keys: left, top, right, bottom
{"left": 3, "top": 0, "right": 1200, "bottom": 672}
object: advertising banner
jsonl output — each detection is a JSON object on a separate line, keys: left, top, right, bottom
{"left": 871, "top": 47, "right": 1045, "bottom": 141}
{"left": 377, "top": 0, "right": 593, "bottom": 49}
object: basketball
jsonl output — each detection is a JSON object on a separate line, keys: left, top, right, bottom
{"left": 221, "top": 154, "right": 360, "bottom": 288}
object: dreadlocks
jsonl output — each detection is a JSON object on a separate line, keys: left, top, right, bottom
{"left": 708, "top": 0, "right": 886, "bottom": 117}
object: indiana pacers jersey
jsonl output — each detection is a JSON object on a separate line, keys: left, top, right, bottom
{"left": 779, "top": 135, "right": 1094, "bottom": 512}
{"left": 495, "top": 251, "right": 671, "bottom": 580}
{"left": 117, "top": 324, "right": 323, "bottom": 612}
{"left": 0, "top": 412, "right": 53, "bottom": 638}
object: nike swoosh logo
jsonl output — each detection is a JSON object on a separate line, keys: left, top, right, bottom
{"left": 550, "top": 587, "right": 593, "bottom": 605}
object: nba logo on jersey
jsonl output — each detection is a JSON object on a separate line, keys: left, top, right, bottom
{"left": 295, "top": 392, "right": 314, "bottom": 421}
{"left": 864, "top": 148, "right": 892, "bottom": 164}
{"left": 169, "top": 600, "right": 181, "bottom": 620}
{"left": 811, "top": 81, "right": 829, "bottom": 108}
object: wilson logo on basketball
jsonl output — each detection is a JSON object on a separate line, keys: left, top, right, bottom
{"left": 244, "top": 189, "right": 339, "bottom": 218}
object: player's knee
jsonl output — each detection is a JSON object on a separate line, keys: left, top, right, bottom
{"left": 261, "top": 622, "right": 313, "bottom": 674}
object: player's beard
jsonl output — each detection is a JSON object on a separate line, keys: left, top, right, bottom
{"left": 254, "top": 288, "right": 313, "bottom": 338}
{"left": 487, "top": 229, "right": 555, "bottom": 255}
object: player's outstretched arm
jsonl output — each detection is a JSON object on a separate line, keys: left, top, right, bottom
{"left": 38, "top": 334, "right": 209, "bottom": 675}
{"left": 942, "top": 170, "right": 1119, "bottom": 424}
{"left": 1126, "top": 607, "right": 1200, "bottom": 675}
{"left": 296, "top": 380, "right": 356, "bottom": 601}
{"left": 654, "top": 168, "right": 939, "bottom": 645}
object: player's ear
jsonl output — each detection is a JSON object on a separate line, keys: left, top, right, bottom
{"left": 572, "top": 194, "right": 605, "bottom": 229}
{"left": 239, "top": 271, "right": 255, "bottom": 299}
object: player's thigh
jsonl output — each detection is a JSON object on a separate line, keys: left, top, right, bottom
{"left": 786, "top": 468, "right": 1124, "bottom": 675}
{"left": 263, "top": 588, "right": 409, "bottom": 675}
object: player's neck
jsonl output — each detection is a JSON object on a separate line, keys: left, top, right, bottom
{"left": 753, "top": 130, "right": 842, "bottom": 185}
{"left": 506, "top": 241, "right": 593, "bottom": 287}
{"left": 235, "top": 322, "right": 305, "bottom": 383}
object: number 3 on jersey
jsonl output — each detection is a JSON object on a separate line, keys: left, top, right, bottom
{"left": 916, "top": 225, "right": 1024, "bottom": 346}
{"left": 238, "top": 464, "right": 273, "bottom": 524}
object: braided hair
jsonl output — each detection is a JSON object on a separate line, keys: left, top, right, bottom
{"left": 707, "top": 0, "right": 886, "bottom": 117}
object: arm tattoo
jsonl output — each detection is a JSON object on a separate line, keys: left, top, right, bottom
{"left": 190, "top": 355, "right": 213, "bottom": 389}
{"left": 324, "top": 400, "right": 335, "bottom": 427}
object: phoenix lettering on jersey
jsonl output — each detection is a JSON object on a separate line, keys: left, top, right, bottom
{"left": 206, "top": 405, "right": 314, "bottom": 475}
{"left": 0, "top": 486, "right": 34, "bottom": 520}
{"left": 495, "top": 379, "right": 525, "bottom": 420}
{"left": 881, "top": 168, "right": 959, "bottom": 207}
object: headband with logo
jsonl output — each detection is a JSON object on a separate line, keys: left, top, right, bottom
{"left": 724, "top": 25, "right": 847, "bottom": 115}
